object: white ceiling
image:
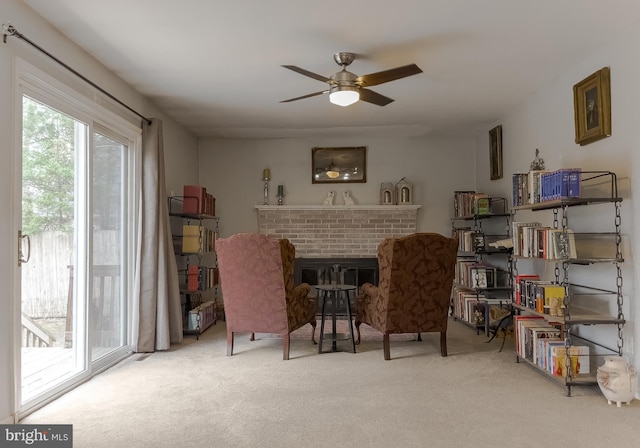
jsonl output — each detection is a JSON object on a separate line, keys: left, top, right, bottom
{"left": 20, "top": 0, "right": 640, "bottom": 139}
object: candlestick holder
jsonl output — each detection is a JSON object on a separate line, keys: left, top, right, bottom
{"left": 262, "top": 168, "right": 271, "bottom": 205}
{"left": 263, "top": 178, "right": 270, "bottom": 205}
{"left": 277, "top": 184, "right": 285, "bottom": 205}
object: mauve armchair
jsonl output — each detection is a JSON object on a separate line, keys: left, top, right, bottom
{"left": 216, "top": 233, "right": 316, "bottom": 360}
{"left": 355, "top": 233, "right": 458, "bottom": 360}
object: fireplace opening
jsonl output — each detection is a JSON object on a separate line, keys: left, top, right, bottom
{"left": 294, "top": 257, "right": 378, "bottom": 313}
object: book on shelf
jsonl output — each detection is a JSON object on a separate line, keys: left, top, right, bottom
{"left": 512, "top": 222, "right": 542, "bottom": 256}
{"left": 550, "top": 229, "right": 577, "bottom": 259}
{"left": 558, "top": 168, "right": 582, "bottom": 199}
{"left": 514, "top": 315, "right": 544, "bottom": 357}
{"left": 512, "top": 172, "right": 528, "bottom": 207}
{"left": 454, "top": 229, "right": 484, "bottom": 252}
{"left": 183, "top": 185, "right": 206, "bottom": 214}
{"left": 453, "top": 191, "right": 495, "bottom": 217}
{"left": 530, "top": 326, "right": 562, "bottom": 366}
{"left": 183, "top": 184, "right": 216, "bottom": 215}
{"left": 514, "top": 274, "right": 539, "bottom": 305}
{"left": 530, "top": 281, "right": 553, "bottom": 311}
{"left": 550, "top": 345, "right": 590, "bottom": 377}
{"left": 187, "top": 264, "right": 200, "bottom": 291}
{"left": 457, "top": 261, "right": 496, "bottom": 289}
{"left": 487, "top": 238, "right": 513, "bottom": 249}
{"left": 455, "top": 258, "right": 477, "bottom": 285}
{"left": 187, "top": 300, "right": 216, "bottom": 331}
{"left": 540, "top": 168, "right": 582, "bottom": 202}
{"left": 451, "top": 287, "right": 487, "bottom": 324}
{"left": 522, "top": 324, "right": 555, "bottom": 362}
{"left": 453, "top": 190, "right": 475, "bottom": 217}
{"left": 181, "top": 225, "right": 217, "bottom": 253}
{"left": 469, "top": 266, "right": 495, "bottom": 289}
{"left": 542, "top": 284, "right": 565, "bottom": 317}
{"left": 542, "top": 340, "right": 566, "bottom": 371}
{"left": 472, "top": 194, "right": 491, "bottom": 215}
{"left": 182, "top": 225, "right": 201, "bottom": 253}
{"left": 527, "top": 170, "right": 550, "bottom": 204}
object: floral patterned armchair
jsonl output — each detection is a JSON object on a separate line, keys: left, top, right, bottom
{"left": 355, "top": 233, "right": 458, "bottom": 360}
{"left": 216, "top": 233, "right": 316, "bottom": 360}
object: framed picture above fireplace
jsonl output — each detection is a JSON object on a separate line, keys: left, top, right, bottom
{"left": 312, "top": 146, "right": 367, "bottom": 184}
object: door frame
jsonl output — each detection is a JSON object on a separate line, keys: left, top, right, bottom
{"left": 13, "top": 58, "right": 141, "bottom": 419}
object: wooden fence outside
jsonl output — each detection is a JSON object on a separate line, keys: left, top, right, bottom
{"left": 21, "top": 231, "right": 120, "bottom": 318}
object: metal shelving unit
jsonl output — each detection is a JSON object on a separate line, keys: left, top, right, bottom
{"left": 451, "top": 195, "right": 513, "bottom": 337}
{"left": 168, "top": 195, "right": 220, "bottom": 338}
{"left": 511, "top": 170, "right": 624, "bottom": 396}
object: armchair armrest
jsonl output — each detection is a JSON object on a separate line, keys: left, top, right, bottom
{"left": 289, "top": 282, "right": 312, "bottom": 304}
{"left": 361, "top": 282, "right": 379, "bottom": 299}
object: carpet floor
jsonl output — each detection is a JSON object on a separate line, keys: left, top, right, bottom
{"left": 21, "top": 317, "right": 640, "bottom": 448}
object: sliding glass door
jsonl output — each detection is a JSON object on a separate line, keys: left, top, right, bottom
{"left": 20, "top": 97, "right": 86, "bottom": 405}
{"left": 19, "top": 90, "right": 133, "bottom": 413}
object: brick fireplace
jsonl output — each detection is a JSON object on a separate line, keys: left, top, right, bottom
{"left": 254, "top": 205, "right": 420, "bottom": 258}
{"left": 256, "top": 204, "right": 420, "bottom": 300}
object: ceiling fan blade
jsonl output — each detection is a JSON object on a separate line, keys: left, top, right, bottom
{"left": 358, "top": 88, "right": 394, "bottom": 106}
{"left": 356, "top": 64, "right": 423, "bottom": 87}
{"left": 280, "top": 90, "right": 328, "bottom": 103}
{"left": 282, "top": 65, "right": 332, "bottom": 83}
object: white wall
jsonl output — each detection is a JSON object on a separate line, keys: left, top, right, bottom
{"left": 0, "top": 0, "right": 199, "bottom": 422}
{"left": 476, "top": 27, "right": 639, "bottom": 374}
{"left": 198, "top": 135, "right": 477, "bottom": 238}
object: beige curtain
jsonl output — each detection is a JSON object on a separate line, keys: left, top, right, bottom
{"left": 132, "top": 118, "right": 183, "bottom": 352}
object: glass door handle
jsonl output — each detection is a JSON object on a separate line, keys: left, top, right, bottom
{"left": 18, "top": 230, "right": 30, "bottom": 266}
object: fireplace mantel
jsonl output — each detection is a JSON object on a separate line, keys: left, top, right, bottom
{"left": 255, "top": 204, "right": 420, "bottom": 258}
{"left": 255, "top": 205, "right": 421, "bottom": 211}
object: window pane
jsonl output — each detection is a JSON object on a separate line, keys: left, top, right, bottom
{"left": 91, "top": 132, "right": 127, "bottom": 361}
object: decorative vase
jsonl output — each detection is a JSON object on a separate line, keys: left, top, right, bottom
{"left": 596, "top": 356, "right": 637, "bottom": 407}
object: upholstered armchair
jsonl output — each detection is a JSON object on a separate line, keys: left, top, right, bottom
{"left": 355, "top": 233, "right": 458, "bottom": 360}
{"left": 216, "top": 233, "right": 316, "bottom": 360}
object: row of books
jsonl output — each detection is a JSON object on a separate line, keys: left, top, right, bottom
{"left": 514, "top": 274, "right": 566, "bottom": 316}
{"left": 185, "top": 265, "right": 219, "bottom": 292}
{"left": 186, "top": 300, "right": 217, "bottom": 331}
{"left": 512, "top": 169, "right": 581, "bottom": 207}
{"left": 456, "top": 259, "right": 508, "bottom": 289}
{"left": 453, "top": 228, "right": 485, "bottom": 252}
{"left": 515, "top": 315, "right": 590, "bottom": 378}
{"left": 452, "top": 288, "right": 487, "bottom": 325}
{"left": 453, "top": 191, "right": 491, "bottom": 217}
{"left": 174, "top": 225, "right": 217, "bottom": 254}
{"left": 512, "top": 222, "right": 577, "bottom": 259}
{"left": 183, "top": 184, "right": 216, "bottom": 216}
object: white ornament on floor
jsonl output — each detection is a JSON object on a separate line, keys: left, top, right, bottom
{"left": 596, "top": 355, "right": 637, "bottom": 407}
{"left": 343, "top": 191, "right": 355, "bottom": 205}
{"left": 322, "top": 191, "right": 335, "bottom": 205}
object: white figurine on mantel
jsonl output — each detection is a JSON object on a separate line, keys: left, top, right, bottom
{"left": 322, "top": 191, "right": 335, "bottom": 205}
{"left": 343, "top": 191, "right": 356, "bottom": 206}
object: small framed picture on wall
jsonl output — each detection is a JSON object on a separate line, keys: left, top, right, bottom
{"left": 489, "top": 125, "right": 503, "bottom": 180}
{"left": 573, "top": 67, "right": 611, "bottom": 146}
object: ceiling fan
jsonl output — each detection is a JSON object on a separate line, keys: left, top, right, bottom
{"left": 280, "top": 52, "right": 423, "bottom": 107}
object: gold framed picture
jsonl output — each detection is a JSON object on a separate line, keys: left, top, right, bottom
{"left": 312, "top": 146, "right": 366, "bottom": 184}
{"left": 573, "top": 67, "right": 611, "bottom": 146}
{"left": 489, "top": 125, "right": 503, "bottom": 180}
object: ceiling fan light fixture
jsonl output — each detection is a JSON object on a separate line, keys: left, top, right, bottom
{"left": 325, "top": 170, "right": 341, "bottom": 179}
{"left": 329, "top": 85, "right": 359, "bottom": 107}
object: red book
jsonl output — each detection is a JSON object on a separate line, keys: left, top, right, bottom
{"left": 187, "top": 265, "right": 200, "bottom": 291}
{"left": 183, "top": 185, "right": 205, "bottom": 214}
{"left": 514, "top": 274, "right": 539, "bottom": 305}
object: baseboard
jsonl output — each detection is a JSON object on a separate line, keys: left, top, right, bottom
{"left": 1, "top": 414, "right": 17, "bottom": 424}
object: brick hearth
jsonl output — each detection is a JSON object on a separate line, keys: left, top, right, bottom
{"left": 255, "top": 205, "right": 420, "bottom": 258}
